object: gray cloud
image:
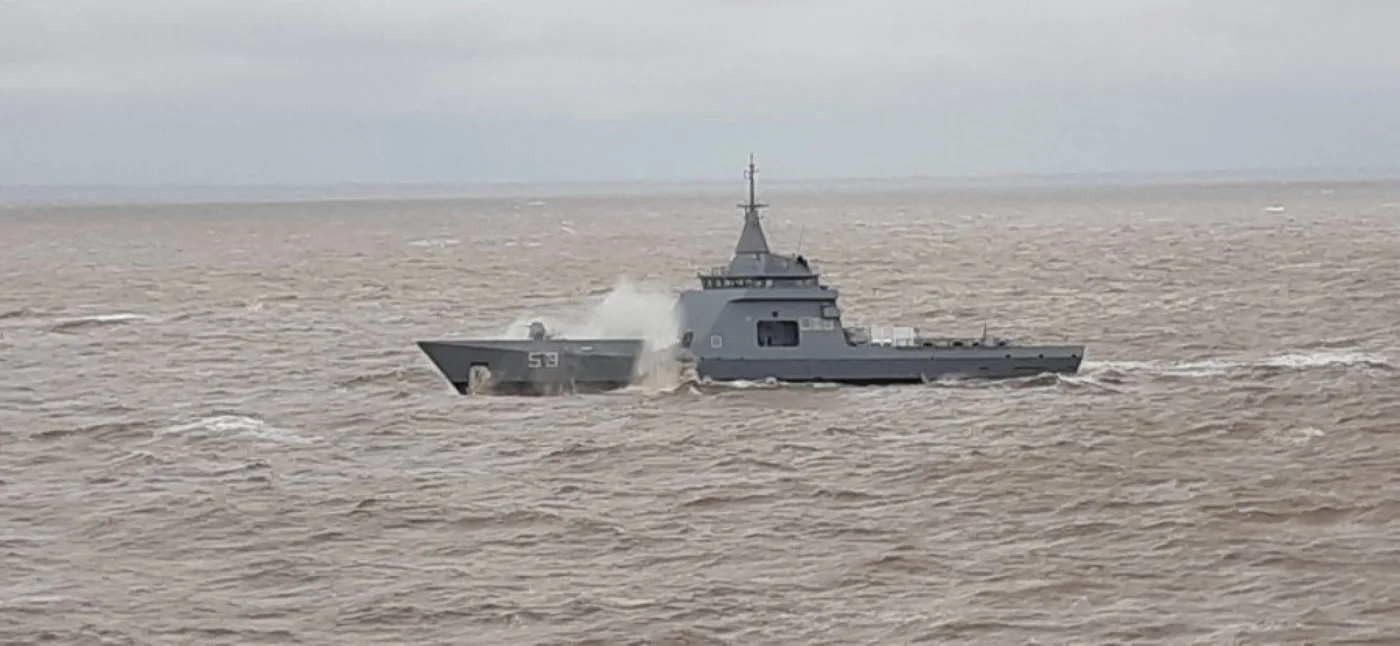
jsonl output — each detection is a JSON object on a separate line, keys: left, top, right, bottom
{"left": 2, "top": 0, "right": 1399, "bottom": 185}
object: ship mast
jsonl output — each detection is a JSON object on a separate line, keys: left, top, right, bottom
{"left": 733, "top": 154, "right": 772, "bottom": 255}
{"left": 740, "top": 153, "right": 768, "bottom": 217}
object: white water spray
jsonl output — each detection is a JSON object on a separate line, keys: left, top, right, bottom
{"left": 500, "top": 277, "right": 692, "bottom": 391}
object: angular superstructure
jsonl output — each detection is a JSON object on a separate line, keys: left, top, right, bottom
{"left": 670, "top": 156, "right": 1084, "bottom": 384}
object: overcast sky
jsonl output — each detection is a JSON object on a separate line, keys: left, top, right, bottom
{"left": 3, "top": 0, "right": 1399, "bottom": 186}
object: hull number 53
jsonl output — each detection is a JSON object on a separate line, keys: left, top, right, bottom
{"left": 528, "top": 351, "right": 560, "bottom": 369}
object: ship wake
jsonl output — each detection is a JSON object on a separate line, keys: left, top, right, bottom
{"left": 1082, "top": 349, "right": 1394, "bottom": 381}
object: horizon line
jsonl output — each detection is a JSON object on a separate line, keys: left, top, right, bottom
{"left": 7, "top": 164, "right": 1400, "bottom": 191}
{"left": 5, "top": 165, "right": 1400, "bottom": 209}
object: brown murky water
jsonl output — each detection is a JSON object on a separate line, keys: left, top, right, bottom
{"left": 3, "top": 179, "right": 1399, "bottom": 644}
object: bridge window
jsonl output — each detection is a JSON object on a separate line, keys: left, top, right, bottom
{"left": 756, "top": 320, "right": 800, "bottom": 347}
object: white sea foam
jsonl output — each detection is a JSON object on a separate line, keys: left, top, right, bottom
{"left": 407, "top": 237, "right": 460, "bottom": 247}
{"left": 502, "top": 278, "right": 689, "bottom": 390}
{"left": 48, "top": 312, "right": 152, "bottom": 332}
{"left": 156, "top": 414, "right": 316, "bottom": 445}
{"left": 1083, "top": 349, "right": 1392, "bottom": 379}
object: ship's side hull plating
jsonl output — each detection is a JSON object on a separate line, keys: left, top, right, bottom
{"left": 693, "top": 345, "right": 1084, "bottom": 383}
{"left": 417, "top": 339, "right": 644, "bottom": 395}
{"left": 418, "top": 338, "right": 1082, "bottom": 395}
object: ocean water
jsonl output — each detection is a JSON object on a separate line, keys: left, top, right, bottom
{"left": 3, "top": 178, "right": 1399, "bottom": 644}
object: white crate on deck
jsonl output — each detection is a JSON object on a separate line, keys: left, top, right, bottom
{"left": 869, "top": 325, "right": 895, "bottom": 346}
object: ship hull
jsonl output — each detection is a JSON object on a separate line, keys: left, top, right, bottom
{"left": 417, "top": 339, "right": 645, "bottom": 396}
{"left": 419, "top": 339, "right": 1084, "bottom": 395}
{"left": 692, "top": 345, "right": 1085, "bottom": 384}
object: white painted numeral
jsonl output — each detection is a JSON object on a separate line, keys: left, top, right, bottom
{"left": 528, "top": 351, "right": 559, "bottom": 368}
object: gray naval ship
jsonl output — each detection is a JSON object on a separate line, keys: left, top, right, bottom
{"left": 417, "top": 156, "right": 1085, "bottom": 395}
